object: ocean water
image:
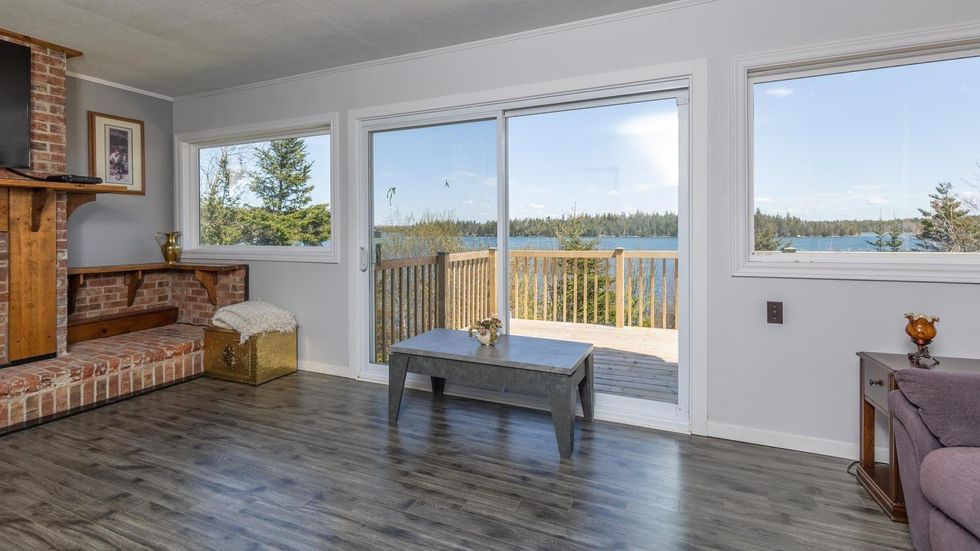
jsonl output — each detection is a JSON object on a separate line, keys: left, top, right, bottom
{"left": 463, "top": 234, "right": 924, "bottom": 252}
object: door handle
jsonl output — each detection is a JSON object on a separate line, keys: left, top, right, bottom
{"left": 359, "top": 246, "right": 368, "bottom": 272}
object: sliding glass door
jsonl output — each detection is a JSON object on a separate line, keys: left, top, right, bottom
{"left": 363, "top": 85, "right": 689, "bottom": 422}
{"left": 369, "top": 120, "right": 497, "bottom": 363}
{"left": 506, "top": 97, "right": 681, "bottom": 405}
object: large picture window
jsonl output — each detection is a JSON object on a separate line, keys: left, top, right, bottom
{"left": 754, "top": 54, "right": 980, "bottom": 253}
{"left": 176, "top": 116, "right": 337, "bottom": 263}
{"left": 737, "top": 38, "right": 980, "bottom": 281}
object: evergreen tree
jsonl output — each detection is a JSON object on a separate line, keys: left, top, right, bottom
{"left": 552, "top": 212, "right": 615, "bottom": 324}
{"left": 243, "top": 138, "right": 331, "bottom": 246}
{"left": 554, "top": 211, "right": 598, "bottom": 251}
{"left": 915, "top": 182, "right": 980, "bottom": 252}
{"left": 754, "top": 210, "right": 787, "bottom": 251}
{"left": 200, "top": 147, "right": 244, "bottom": 245}
{"left": 885, "top": 223, "right": 904, "bottom": 252}
{"left": 866, "top": 217, "right": 887, "bottom": 252}
{"left": 250, "top": 138, "right": 314, "bottom": 214}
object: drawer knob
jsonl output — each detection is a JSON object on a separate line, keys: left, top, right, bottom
{"left": 868, "top": 378, "right": 883, "bottom": 386}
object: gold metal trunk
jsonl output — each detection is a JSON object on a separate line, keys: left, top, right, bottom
{"left": 204, "top": 327, "right": 297, "bottom": 385}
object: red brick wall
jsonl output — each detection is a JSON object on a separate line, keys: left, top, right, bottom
{"left": 27, "top": 46, "right": 68, "bottom": 175}
{"left": 71, "top": 272, "right": 172, "bottom": 320}
{"left": 56, "top": 194, "right": 67, "bottom": 354}
{"left": 69, "top": 269, "right": 248, "bottom": 326}
{"left": 0, "top": 234, "right": 7, "bottom": 365}
{"left": 171, "top": 270, "right": 248, "bottom": 326}
{"left": 0, "top": 34, "right": 69, "bottom": 363}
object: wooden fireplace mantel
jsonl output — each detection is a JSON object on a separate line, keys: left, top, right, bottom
{"left": 0, "top": 176, "right": 128, "bottom": 193}
{"left": 0, "top": 176, "right": 130, "bottom": 225}
{"left": 68, "top": 263, "right": 248, "bottom": 313}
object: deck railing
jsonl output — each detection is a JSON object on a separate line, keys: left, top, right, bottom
{"left": 373, "top": 247, "right": 677, "bottom": 362}
{"left": 509, "top": 249, "right": 678, "bottom": 329}
{"left": 374, "top": 250, "right": 496, "bottom": 362}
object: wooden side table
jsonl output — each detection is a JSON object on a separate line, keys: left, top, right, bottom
{"left": 856, "top": 352, "right": 906, "bottom": 523}
{"left": 856, "top": 352, "right": 980, "bottom": 522}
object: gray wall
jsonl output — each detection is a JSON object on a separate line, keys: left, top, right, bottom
{"left": 173, "top": 0, "right": 980, "bottom": 457}
{"left": 66, "top": 77, "right": 174, "bottom": 267}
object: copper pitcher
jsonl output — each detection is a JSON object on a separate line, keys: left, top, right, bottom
{"left": 155, "top": 231, "right": 182, "bottom": 264}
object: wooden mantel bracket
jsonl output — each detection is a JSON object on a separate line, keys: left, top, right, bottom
{"left": 30, "top": 188, "right": 55, "bottom": 232}
{"left": 193, "top": 269, "right": 219, "bottom": 305}
{"left": 125, "top": 271, "right": 144, "bottom": 307}
{"left": 66, "top": 193, "right": 97, "bottom": 220}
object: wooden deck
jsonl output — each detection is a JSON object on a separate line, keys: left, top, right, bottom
{"left": 509, "top": 319, "right": 678, "bottom": 403}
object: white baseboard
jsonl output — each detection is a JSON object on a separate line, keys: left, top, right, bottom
{"left": 707, "top": 421, "right": 888, "bottom": 462}
{"left": 298, "top": 360, "right": 352, "bottom": 378}
{"left": 301, "top": 364, "right": 876, "bottom": 459}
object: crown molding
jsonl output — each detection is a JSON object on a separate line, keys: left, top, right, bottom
{"left": 176, "top": 0, "right": 718, "bottom": 101}
{"left": 67, "top": 72, "right": 175, "bottom": 102}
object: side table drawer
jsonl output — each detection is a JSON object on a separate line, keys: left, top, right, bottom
{"left": 863, "top": 361, "right": 891, "bottom": 410}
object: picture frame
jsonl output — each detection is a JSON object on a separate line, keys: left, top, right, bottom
{"left": 88, "top": 111, "right": 145, "bottom": 195}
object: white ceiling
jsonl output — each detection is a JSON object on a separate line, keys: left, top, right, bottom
{"left": 1, "top": 0, "right": 675, "bottom": 98}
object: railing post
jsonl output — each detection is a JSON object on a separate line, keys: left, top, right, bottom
{"left": 487, "top": 247, "right": 497, "bottom": 317}
{"left": 436, "top": 252, "right": 449, "bottom": 328}
{"left": 614, "top": 247, "right": 625, "bottom": 328}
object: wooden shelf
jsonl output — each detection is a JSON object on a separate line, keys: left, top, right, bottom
{"left": 69, "top": 262, "right": 247, "bottom": 276}
{"left": 0, "top": 177, "right": 128, "bottom": 193}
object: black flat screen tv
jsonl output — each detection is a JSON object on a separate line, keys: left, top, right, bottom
{"left": 0, "top": 40, "right": 31, "bottom": 168}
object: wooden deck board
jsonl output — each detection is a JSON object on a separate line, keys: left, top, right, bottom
{"left": 510, "top": 319, "right": 678, "bottom": 403}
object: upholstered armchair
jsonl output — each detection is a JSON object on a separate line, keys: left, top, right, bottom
{"left": 889, "top": 368, "right": 980, "bottom": 551}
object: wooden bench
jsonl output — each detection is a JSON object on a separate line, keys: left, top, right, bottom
{"left": 68, "top": 305, "right": 179, "bottom": 344}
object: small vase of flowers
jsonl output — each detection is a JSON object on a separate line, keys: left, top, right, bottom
{"left": 468, "top": 315, "right": 502, "bottom": 346}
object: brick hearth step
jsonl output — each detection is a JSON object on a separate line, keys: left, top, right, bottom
{"left": 0, "top": 323, "right": 204, "bottom": 434}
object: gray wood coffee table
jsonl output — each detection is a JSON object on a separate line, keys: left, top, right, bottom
{"left": 388, "top": 328, "right": 595, "bottom": 459}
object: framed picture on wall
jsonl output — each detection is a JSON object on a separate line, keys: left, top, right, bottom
{"left": 88, "top": 111, "right": 145, "bottom": 195}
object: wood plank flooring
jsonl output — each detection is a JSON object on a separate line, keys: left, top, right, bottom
{"left": 0, "top": 372, "right": 911, "bottom": 550}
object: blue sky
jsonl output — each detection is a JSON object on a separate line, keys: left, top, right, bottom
{"left": 202, "top": 54, "right": 980, "bottom": 227}
{"left": 755, "top": 55, "right": 980, "bottom": 221}
{"left": 371, "top": 99, "right": 680, "bottom": 226}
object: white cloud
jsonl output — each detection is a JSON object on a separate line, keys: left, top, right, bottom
{"left": 756, "top": 197, "right": 774, "bottom": 204}
{"left": 529, "top": 203, "right": 547, "bottom": 211}
{"left": 866, "top": 196, "right": 888, "bottom": 205}
{"left": 765, "top": 87, "right": 794, "bottom": 98}
{"left": 616, "top": 111, "right": 679, "bottom": 186}
{"left": 607, "top": 190, "right": 621, "bottom": 196}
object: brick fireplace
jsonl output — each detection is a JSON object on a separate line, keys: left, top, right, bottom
{"left": 0, "top": 30, "right": 248, "bottom": 433}
{"left": 0, "top": 31, "right": 71, "bottom": 365}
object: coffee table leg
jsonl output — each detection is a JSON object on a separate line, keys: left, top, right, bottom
{"left": 431, "top": 377, "right": 446, "bottom": 397}
{"left": 578, "top": 353, "right": 595, "bottom": 421}
{"left": 549, "top": 383, "right": 577, "bottom": 459}
{"left": 388, "top": 354, "right": 408, "bottom": 425}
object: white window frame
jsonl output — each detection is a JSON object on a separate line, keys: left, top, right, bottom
{"left": 350, "top": 67, "right": 704, "bottom": 434}
{"left": 733, "top": 25, "right": 980, "bottom": 283}
{"left": 175, "top": 113, "right": 340, "bottom": 263}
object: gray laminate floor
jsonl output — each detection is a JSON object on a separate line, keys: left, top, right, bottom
{"left": 0, "top": 372, "right": 911, "bottom": 550}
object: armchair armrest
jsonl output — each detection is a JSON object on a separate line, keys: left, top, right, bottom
{"left": 889, "top": 389, "right": 942, "bottom": 551}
